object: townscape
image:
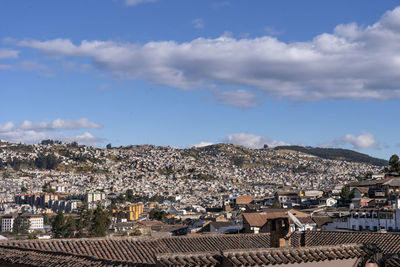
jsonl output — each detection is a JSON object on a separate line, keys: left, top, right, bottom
{"left": 1, "top": 140, "right": 398, "bottom": 239}
{"left": 3, "top": 1, "right": 400, "bottom": 265}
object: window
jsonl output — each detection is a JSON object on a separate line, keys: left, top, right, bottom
{"left": 359, "top": 226, "right": 363, "bottom": 231}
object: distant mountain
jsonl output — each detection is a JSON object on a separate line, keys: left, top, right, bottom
{"left": 274, "top": 146, "right": 388, "bottom": 166}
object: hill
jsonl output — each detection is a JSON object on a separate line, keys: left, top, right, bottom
{"left": 274, "top": 146, "right": 388, "bottom": 166}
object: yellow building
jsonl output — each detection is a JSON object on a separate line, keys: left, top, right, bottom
{"left": 112, "top": 203, "right": 144, "bottom": 221}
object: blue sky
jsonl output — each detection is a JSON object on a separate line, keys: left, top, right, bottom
{"left": 1, "top": 0, "right": 400, "bottom": 160}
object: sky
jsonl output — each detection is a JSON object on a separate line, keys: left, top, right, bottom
{"left": 1, "top": 0, "right": 400, "bottom": 160}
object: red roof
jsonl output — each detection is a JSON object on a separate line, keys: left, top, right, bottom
{"left": 243, "top": 212, "right": 288, "bottom": 227}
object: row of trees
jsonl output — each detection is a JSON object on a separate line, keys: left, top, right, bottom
{"left": 0, "top": 153, "right": 60, "bottom": 171}
{"left": 52, "top": 206, "right": 111, "bottom": 238}
{"left": 112, "top": 189, "right": 175, "bottom": 204}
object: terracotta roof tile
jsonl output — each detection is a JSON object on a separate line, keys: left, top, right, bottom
{"left": 221, "top": 244, "right": 367, "bottom": 266}
{"left": 0, "top": 234, "right": 271, "bottom": 265}
{"left": 302, "top": 231, "right": 400, "bottom": 254}
{"left": 1, "top": 231, "right": 398, "bottom": 266}
{"left": 243, "top": 212, "right": 287, "bottom": 227}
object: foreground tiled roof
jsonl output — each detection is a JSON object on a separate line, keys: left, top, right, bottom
{"left": 1, "top": 231, "right": 400, "bottom": 266}
{"left": 155, "top": 244, "right": 368, "bottom": 266}
{"left": 156, "top": 252, "right": 222, "bottom": 266}
{"left": 0, "top": 246, "right": 137, "bottom": 267}
{"left": 0, "top": 234, "right": 271, "bottom": 265}
{"left": 222, "top": 244, "right": 367, "bottom": 266}
{"left": 294, "top": 231, "right": 400, "bottom": 254}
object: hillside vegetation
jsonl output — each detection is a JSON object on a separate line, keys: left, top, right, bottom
{"left": 274, "top": 146, "right": 388, "bottom": 166}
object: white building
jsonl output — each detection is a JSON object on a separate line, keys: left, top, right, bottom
{"left": 1, "top": 214, "right": 17, "bottom": 232}
{"left": 24, "top": 214, "right": 44, "bottom": 232}
{"left": 86, "top": 191, "right": 106, "bottom": 203}
{"left": 1, "top": 214, "right": 44, "bottom": 233}
{"left": 324, "top": 199, "right": 400, "bottom": 232}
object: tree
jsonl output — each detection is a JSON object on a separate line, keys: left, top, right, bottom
{"left": 90, "top": 205, "right": 111, "bottom": 237}
{"left": 271, "top": 201, "right": 281, "bottom": 209}
{"left": 389, "top": 154, "right": 400, "bottom": 173}
{"left": 106, "top": 144, "right": 112, "bottom": 149}
{"left": 42, "top": 183, "right": 56, "bottom": 194}
{"left": 13, "top": 216, "right": 30, "bottom": 234}
{"left": 232, "top": 156, "right": 245, "bottom": 167}
{"left": 52, "top": 210, "right": 66, "bottom": 238}
{"left": 340, "top": 186, "right": 350, "bottom": 200}
{"left": 126, "top": 189, "right": 134, "bottom": 202}
{"left": 130, "top": 229, "right": 142, "bottom": 236}
{"left": 63, "top": 217, "right": 76, "bottom": 238}
{"left": 35, "top": 153, "right": 60, "bottom": 170}
{"left": 52, "top": 211, "right": 77, "bottom": 238}
{"left": 28, "top": 233, "right": 38, "bottom": 239}
{"left": 340, "top": 185, "right": 354, "bottom": 206}
{"left": 149, "top": 208, "right": 167, "bottom": 221}
{"left": 75, "top": 208, "right": 91, "bottom": 238}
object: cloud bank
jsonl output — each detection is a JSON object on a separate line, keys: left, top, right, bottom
{"left": 194, "top": 132, "right": 380, "bottom": 151}
{"left": 125, "top": 0, "right": 157, "bottom": 6}
{"left": 322, "top": 132, "right": 379, "bottom": 149}
{"left": 13, "top": 6, "right": 400, "bottom": 104}
{"left": 0, "top": 48, "right": 19, "bottom": 59}
{"left": 223, "top": 133, "right": 288, "bottom": 149}
{"left": 191, "top": 141, "right": 214, "bottom": 148}
{"left": 0, "top": 118, "right": 103, "bottom": 145}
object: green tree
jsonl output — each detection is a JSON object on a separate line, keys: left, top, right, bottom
{"left": 63, "top": 217, "right": 76, "bottom": 238}
{"left": 13, "top": 216, "right": 30, "bottom": 234}
{"left": 52, "top": 210, "right": 66, "bottom": 238}
{"left": 389, "top": 154, "right": 400, "bottom": 173}
{"left": 271, "top": 201, "right": 282, "bottom": 209}
{"left": 126, "top": 189, "right": 134, "bottom": 202}
{"left": 232, "top": 156, "right": 245, "bottom": 167}
{"left": 106, "top": 143, "right": 112, "bottom": 149}
{"left": 340, "top": 185, "right": 354, "bottom": 206}
{"left": 75, "top": 208, "right": 91, "bottom": 238}
{"left": 35, "top": 153, "right": 60, "bottom": 170}
{"left": 28, "top": 233, "right": 38, "bottom": 239}
{"left": 340, "top": 185, "right": 351, "bottom": 200}
{"left": 149, "top": 208, "right": 167, "bottom": 221}
{"left": 130, "top": 229, "right": 142, "bottom": 236}
{"left": 90, "top": 205, "right": 111, "bottom": 237}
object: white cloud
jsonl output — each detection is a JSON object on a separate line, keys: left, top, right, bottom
{"left": 19, "top": 60, "right": 54, "bottom": 77}
{"left": 211, "top": 1, "right": 230, "bottom": 9}
{"left": 65, "top": 132, "right": 103, "bottom": 145}
{"left": 191, "top": 141, "right": 214, "bottom": 148}
{"left": 0, "top": 64, "right": 11, "bottom": 70}
{"left": 0, "top": 48, "right": 19, "bottom": 59}
{"left": 0, "top": 122, "right": 16, "bottom": 132}
{"left": 192, "top": 18, "right": 205, "bottom": 29}
{"left": 97, "top": 83, "right": 110, "bottom": 90}
{"left": 223, "top": 133, "right": 288, "bottom": 149}
{"left": 19, "top": 60, "right": 47, "bottom": 71}
{"left": 15, "top": 6, "right": 400, "bottom": 103}
{"left": 322, "top": 132, "right": 379, "bottom": 149}
{"left": 125, "top": 0, "right": 157, "bottom": 6}
{"left": 264, "top": 26, "right": 282, "bottom": 36}
{"left": 18, "top": 118, "right": 102, "bottom": 131}
{"left": 213, "top": 89, "right": 260, "bottom": 108}
{"left": 0, "top": 118, "right": 103, "bottom": 146}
